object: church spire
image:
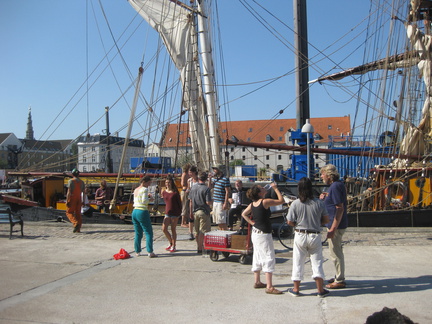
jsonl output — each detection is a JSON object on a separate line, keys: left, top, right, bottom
{"left": 25, "top": 106, "right": 35, "bottom": 140}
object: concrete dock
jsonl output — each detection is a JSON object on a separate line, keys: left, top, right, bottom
{"left": 0, "top": 221, "right": 431, "bottom": 323}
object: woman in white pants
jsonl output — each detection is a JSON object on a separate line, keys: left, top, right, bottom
{"left": 242, "top": 182, "right": 284, "bottom": 294}
{"left": 287, "top": 177, "right": 330, "bottom": 297}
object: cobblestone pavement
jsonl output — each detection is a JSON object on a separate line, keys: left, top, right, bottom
{"left": 2, "top": 221, "right": 431, "bottom": 246}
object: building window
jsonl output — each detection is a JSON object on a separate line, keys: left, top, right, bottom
{"left": 314, "top": 133, "right": 323, "bottom": 140}
{"left": 266, "top": 134, "right": 274, "bottom": 142}
{"left": 186, "top": 137, "right": 191, "bottom": 144}
{"left": 231, "top": 156, "right": 234, "bottom": 160}
{"left": 266, "top": 155, "right": 269, "bottom": 160}
{"left": 247, "top": 138, "right": 251, "bottom": 142}
{"left": 83, "top": 147, "right": 87, "bottom": 152}
{"left": 254, "top": 155, "right": 257, "bottom": 160}
{"left": 92, "top": 155, "right": 96, "bottom": 162}
{"left": 280, "top": 127, "right": 284, "bottom": 131}
{"left": 92, "top": 146, "right": 95, "bottom": 151}
{"left": 248, "top": 128, "right": 253, "bottom": 132}
{"left": 83, "top": 157, "right": 87, "bottom": 163}
{"left": 254, "top": 147, "right": 257, "bottom": 152}
{"left": 242, "top": 156, "right": 246, "bottom": 160}
{"left": 278, "top": 155, "right": 282, "bottom": 160}
{"left": 328, "top": 125, "right": 332, "bottom": 130}
{"left": 242, "top": 147, "right": 245, "bottom": 152}
{"left": 278, "top": 137, "right": 283, "bottom": 141}
{"left": 230, "top": 147, "right": 234, "bottom": 152}
{"left": 83, "top": 166, "right": 87, "bottom": 172}
{"left": 222, "top": 129, "right": 226, "bottom": 133}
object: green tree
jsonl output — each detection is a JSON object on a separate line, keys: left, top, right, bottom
{"left": 229, "top": 159, "right": 245, "bottom": 167}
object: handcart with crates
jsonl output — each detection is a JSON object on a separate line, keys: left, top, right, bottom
{"left": 203, "top": 228, "right": 252, "bottom": 264}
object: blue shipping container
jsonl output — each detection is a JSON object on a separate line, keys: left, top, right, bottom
{"left": 328, "top": 151, "right": 391, "bottom": 179}
{"left": 242, "top": 165, "right": 257, "bottom": 181}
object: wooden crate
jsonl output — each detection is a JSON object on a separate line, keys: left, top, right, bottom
{"left": 230, "top": 234, "right": 247, "bottom": 250}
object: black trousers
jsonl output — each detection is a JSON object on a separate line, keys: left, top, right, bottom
{"left": 228, "top": 206, "right": 246, "bottom": 228}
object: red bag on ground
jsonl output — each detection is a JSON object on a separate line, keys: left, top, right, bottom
{"left": 113, "top": 248, "right": 130, "bottom": 260}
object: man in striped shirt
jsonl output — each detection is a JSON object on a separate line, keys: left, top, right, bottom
{"left": 210, "top": 165, "right": 231, "bottom": 230}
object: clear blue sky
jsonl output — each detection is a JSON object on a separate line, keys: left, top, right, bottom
{"left": 0, "top": 1, "right": 372, "bottom": 142}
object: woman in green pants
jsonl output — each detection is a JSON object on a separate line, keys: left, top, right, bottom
{"left": 132, "top": 176, "right": 157, "bottom": 258}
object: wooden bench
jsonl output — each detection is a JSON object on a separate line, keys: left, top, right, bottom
{"left": 0, "top": 207, "right": 24, "bottom": 239}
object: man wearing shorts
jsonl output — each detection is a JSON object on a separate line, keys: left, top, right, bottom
{"left": 189, "top": 172, "right": 212, "bottom": 254}
{"left": 210, "top": 165, "right": 231, "bottom": 230}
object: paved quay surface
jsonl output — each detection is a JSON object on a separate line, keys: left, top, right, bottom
{"left": 0, "top": 221, "right": 431, "bottom": 324}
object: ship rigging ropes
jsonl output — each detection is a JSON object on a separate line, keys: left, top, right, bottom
{"left": 16, "top": 1, "right": 189, "bottom": 173}
{"left": 311, "top": 1, "right": 431, "bottom": 167}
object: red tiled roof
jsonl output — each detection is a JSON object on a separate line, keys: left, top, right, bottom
{"left": 161, "top": 116, "right": 351, "bottom": 147}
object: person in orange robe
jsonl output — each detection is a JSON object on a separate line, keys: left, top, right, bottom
{"left": 66, "top": 168, "right": 85, "bottom": 233}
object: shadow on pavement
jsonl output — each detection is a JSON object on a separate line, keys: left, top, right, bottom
{"left": 322, "top": 275, "right": 432, "bottom": 297}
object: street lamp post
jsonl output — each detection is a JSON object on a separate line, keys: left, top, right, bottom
{"left": 301, "top": 119, "right": 314, "bottom": 179}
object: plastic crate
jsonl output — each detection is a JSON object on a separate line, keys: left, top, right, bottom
{"left": 204, "top": 231, "right": 233, "bottom": 248}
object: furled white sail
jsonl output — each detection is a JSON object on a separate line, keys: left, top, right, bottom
{"left": 399, "top": 22, "right": 432, "bottom": 157}
{"left": 129, "top": 0, "right": 191, "bottom": 70}
{"left": 308, "top": 52, "right": 420, "bottom": 84}
{"left": 129, "top": 0, "right": 219, "bottom": 170}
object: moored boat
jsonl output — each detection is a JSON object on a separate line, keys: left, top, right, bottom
{"left": 3, "top": 171, "right": 172, "bottom": 224}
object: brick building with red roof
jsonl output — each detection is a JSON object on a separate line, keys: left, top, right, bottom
{"left": 158, "top": 116, "right": 351, "bottom": 173}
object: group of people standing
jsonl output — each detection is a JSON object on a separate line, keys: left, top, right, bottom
{"left": 130, "top": 163, "right": 234, "bottom": 258}
{"left": 241, "top": 163, "right": 347, "bottom": 296}
{"left": 286, "top": 164, "right": 347, "bottom": 297}
{"left": 179, "top": 164, "right": 232, "bottom": 253}
{"left": 65, "top": 163, "right": 348, "bottom": 298}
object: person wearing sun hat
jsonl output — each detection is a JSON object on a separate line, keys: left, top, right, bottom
{"left": 320, "top": 164, "right": 348, "bottom": 289}
{"left": 66, "top": 168, "right": 85, "bottom": 233}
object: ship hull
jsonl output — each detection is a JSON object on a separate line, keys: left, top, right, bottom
{"left": 348, "top": 209, "right": 432, "bottom": 227}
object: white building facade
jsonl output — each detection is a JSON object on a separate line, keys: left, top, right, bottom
{"left": 77, "top": 134, "right": 145, "bottom": 173}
